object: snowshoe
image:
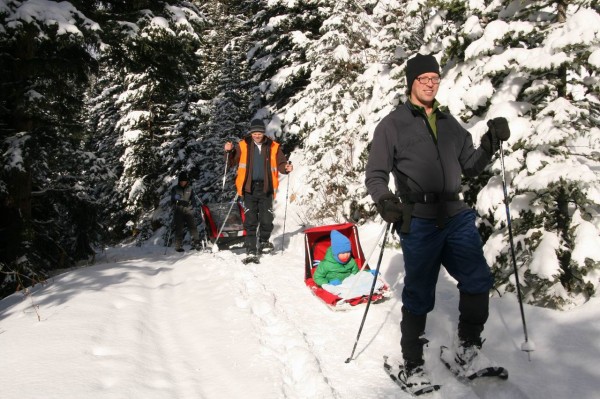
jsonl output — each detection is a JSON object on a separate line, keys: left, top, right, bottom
{"left": 440, "top": 344, "right": 508, "bottom": 381}
{"left": 242, "top": 255, "right": 260, "bottom": 264}
{"left": 259, "top": 240, "right": 275, "bottom": 254}
{"left": 242, "top": 249, "right": 260, "bottom": 264}
{"left": 383, "top": 356, "right": 440, "bottom": 396}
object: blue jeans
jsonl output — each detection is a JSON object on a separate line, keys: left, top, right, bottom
{"left": 398, "top": 209, "right": 493, "bottom": 315}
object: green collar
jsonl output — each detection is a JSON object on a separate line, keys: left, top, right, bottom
{"left": 409, "top": 99, "right": 441, "bottom": 116}
{"left": 409, "top": 99, "right": 440, "bottom": 138}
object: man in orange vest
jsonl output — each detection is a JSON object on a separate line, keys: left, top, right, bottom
{"left": 224, "top": 119, "right": 293, "bottom": 259}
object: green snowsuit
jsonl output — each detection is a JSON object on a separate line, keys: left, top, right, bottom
{"left": 313, "top": 248, "right": 359, "bottom": 287}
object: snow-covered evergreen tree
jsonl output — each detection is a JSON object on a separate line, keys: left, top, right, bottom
{"left": 292, "top": 0, "right": 380, "bottom": 223}
{"left": 0, "top": 0, "right": 102, "bottom": 296}
{"left": 193, "top": 0, "right": 253, "bottom": 204}
{"left": 86, "top": 1, "right": 205, "bottom": 241}
{"left": 270, "top": 0, "right": 425, "bottom": 224}
{"left": 411, "top": 0, "right": 600, "bottom": 308}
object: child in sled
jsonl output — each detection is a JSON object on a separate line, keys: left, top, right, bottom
{"left": 313, "top": 230, "right": 359, "bottom": 287}
{"left": 313, "top": 230, "right": 384, "bottom": 298}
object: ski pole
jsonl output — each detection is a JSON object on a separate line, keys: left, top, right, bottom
{"left": 193, "top": 192, "right": 210, "bottom": 249}
{"left": 281, "top": 161, "right": 292, "bottom": 252}
{"left": 345, "top": 222, "right": 391, "bottom": 363}
{"left": 222, "top": 151, "right": 230, "bottom": 192}
{"left": 499, "top": 142, "right": 534, "bottom": 358}
{"left": 211, "top": 193, "right": 239, "bottom": 253}
{"left": 164, "top": 208, "right": 174, "bottom": 255}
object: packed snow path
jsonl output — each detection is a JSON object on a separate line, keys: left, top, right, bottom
{"left": 2, "top": 233, "right": 600, "bottom": 398}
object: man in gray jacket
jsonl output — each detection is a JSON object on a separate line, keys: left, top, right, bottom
{"left": 365, "top": 54, "right": 510, "bottom": 393}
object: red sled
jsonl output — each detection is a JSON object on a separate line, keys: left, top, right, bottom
{"left": 201, "top": 201, "right": 247, "bottom": 249}
{"left": 303, "top": 222, "right": 390, "bottom": 309}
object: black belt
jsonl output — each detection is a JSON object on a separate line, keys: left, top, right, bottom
{"left": 176, "top": 200, "right": 190, "bottom": 207}
{"left": 400, "top": 192, "right": 460, "bottom": 204}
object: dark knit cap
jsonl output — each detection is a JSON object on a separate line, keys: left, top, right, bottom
{"left": 249, "top": 119, "right": 266, "bottom": 133}
{"left": 406, "top": 54, "right": 440, "bottom": 89}
{"left": 178, "top": 171, "right": 189, "bottom": 182}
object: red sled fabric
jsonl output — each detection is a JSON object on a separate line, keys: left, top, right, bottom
{"left": 201, "top": 201, "right": 247, "bottom": 240}
{"left": 303, "top": 223, "right": 388, "bottom": 307}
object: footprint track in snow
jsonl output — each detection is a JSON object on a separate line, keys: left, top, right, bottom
{"left": 230, "top": 263, "right": 340, "bottom": 399}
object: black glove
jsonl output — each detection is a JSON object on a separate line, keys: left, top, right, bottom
{"left": 376, "top": 193, "right": 403, "bottom": 223}
{"left": 487, "top": 117, "right": 511, "bottom": 141}
{"left": 481, "top": 117, "right": 510, "bottom": 154}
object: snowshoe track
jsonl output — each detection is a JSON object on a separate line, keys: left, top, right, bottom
{"left": 222, "top": 250, "right": 339, "bottom": 399}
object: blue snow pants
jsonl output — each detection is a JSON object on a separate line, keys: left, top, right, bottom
{"left": 398, "top": 209, "right": 493, "bottom": 316}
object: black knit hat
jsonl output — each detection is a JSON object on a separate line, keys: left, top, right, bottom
{"left": 249, "top": 119, "right": 266, "bottom": 133}
{"left": 178, "top": 171, "right": 189, "bottom": 182}
{"left": 406, "top": 54, "right": 440, "bottom": 90}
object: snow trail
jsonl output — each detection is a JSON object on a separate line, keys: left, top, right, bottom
{"left": 3, "top": 238, "right": 599, "bottom": 399}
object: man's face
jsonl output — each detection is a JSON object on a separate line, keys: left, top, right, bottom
{"left": 179, "top": 180, "right": 188, "bottom": 187}
{"left": 251, "top": 132, "right": 265, "bottom": 144}
{"left": 410, "top": 72, "right": 440, "bottom": 108}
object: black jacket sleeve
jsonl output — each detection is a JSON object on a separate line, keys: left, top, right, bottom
{"left": 365, "top": 116, "right": 396, "bottom": 203}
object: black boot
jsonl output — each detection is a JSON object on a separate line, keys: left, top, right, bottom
{"left": 259, "top": 240, "right": 274, "bottom": 254}
{"left": 399, "top": 307, "right": 435, "bottom": 393}
{"left": 458, "top": 291, "right": 489, "bottom": 346}
{"left": 400, "top": 306, "right": 428, "bottom": 366}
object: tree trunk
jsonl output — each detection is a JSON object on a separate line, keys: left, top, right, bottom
{"left": 555, "top": 1, "right": 568, "bottom": 97}
{"left": 556, "top": 186, "right": 572, "bottom": 289}
{"left": 556, "top": 0, "right": 567, "bottom": 23}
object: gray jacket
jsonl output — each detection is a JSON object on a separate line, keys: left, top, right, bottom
{"left": 365, "top": 101, "right": 492, "bottom": 219}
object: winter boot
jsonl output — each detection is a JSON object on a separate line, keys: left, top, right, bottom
{"left": 458, "top": 291, "right": 489, "bottom": 345}
{"left": 259, "top": 240, "right": 274, "bottom": 254}
{"left": 174, "top": 238, "right": 184, "bottom": 252}
{"left": 242, "top": 247, "right": 260, "bottom": 264}
{"left": 440, "top": 336, "right": 508, "bottom": 380}
{"left": 395, "top": 308, "right": 441, "bottom": 394}
{"left": 398, "top": 361, "right": 436, "bottom": 395}
{"left": 400, "top": 307, "right": 428, "bottom": 366}
{"left": 454, "top": 338, "right": 496, "bottom": 376}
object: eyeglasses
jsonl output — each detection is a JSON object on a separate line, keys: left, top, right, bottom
{"left": 416, "top": 76, "right": 441, "bottom": 84}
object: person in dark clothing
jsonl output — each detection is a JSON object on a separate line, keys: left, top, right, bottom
{"left": 224, "top": 119, "right": 293, "bottom": 257}
{"left": 170, "top": 171, "right": 201, "bottom": 252}
{"left": 365, "top": 53, "right": 511, "bottom": 391}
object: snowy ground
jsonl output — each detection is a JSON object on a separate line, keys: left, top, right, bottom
{"left": 1, "top": 217, "right": 600, "bottom": 398}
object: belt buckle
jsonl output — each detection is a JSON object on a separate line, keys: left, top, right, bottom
{"left": 423, "top": 193, "right": 434, "bottom": 203}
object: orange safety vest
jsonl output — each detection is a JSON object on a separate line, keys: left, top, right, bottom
{"left": 235, "top": 139, "right": 281, "bottom": 199}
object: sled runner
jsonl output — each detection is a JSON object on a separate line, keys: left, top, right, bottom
{"left": 303, "top": 223, "right": 390, "bottom": 308}
{"left": 201, "top": 201, "right": 247, "bottom": 249}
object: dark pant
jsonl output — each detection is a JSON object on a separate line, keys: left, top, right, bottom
{"left": 243, "top": 182, "right": 274, "bottom": 249}
{"left": 398, "top": 209, "right": 493, "bottom": 315}
{"left": 398, "top": 209, "right": 493, "bottom": 359}
{"left": 174, "top": 206, "right": 199, "bottom": 247}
